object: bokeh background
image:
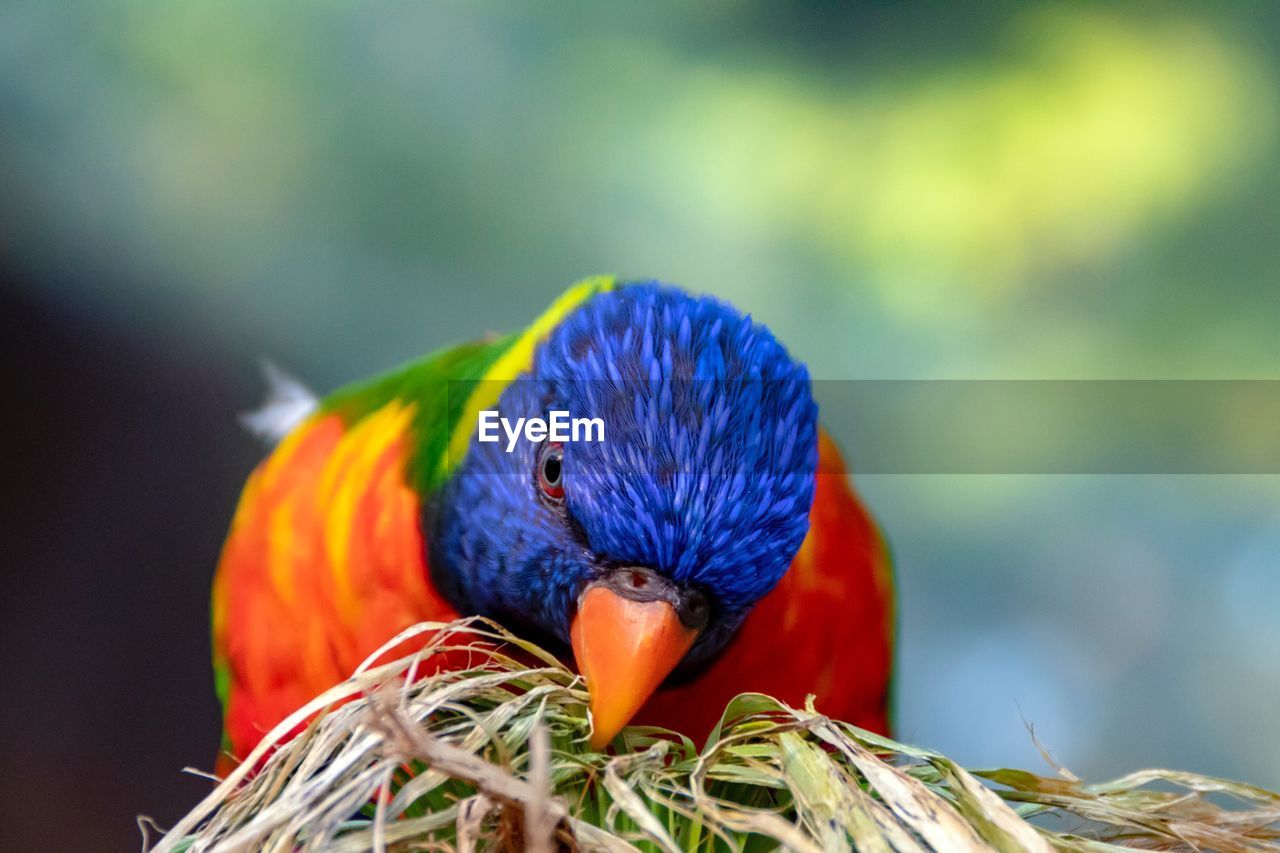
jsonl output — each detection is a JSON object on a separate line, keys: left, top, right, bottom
{"left": 4, "top": 2, "right": 1280, "bottom": 849}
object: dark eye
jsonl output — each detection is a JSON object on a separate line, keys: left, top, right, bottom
{"left": 537, "top": 442, "right": 565, "bottom": 501}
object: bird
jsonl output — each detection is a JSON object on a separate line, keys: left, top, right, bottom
{"left": 211, "top": 276, "right": 894, "bottom": 775}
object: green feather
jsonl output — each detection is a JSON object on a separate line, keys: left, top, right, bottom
{"left": 320, "top": 333, "right": 518, "bottom": 496}
{"left": 317, "top": 275, "right": 616, "bottom": 496}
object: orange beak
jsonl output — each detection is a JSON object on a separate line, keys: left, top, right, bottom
{"left": 570, "top": 584, "right": 699, "bottom": 750}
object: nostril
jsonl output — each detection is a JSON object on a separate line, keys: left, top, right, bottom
{"left": 679, "top": 590, "right": 711, "bottom": 630}
{"left": 629, "top": 571, "right": 648, "bottom": 589}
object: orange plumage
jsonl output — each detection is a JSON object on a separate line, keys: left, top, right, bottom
{"left": 211, "top": 404, "right": 459, "bottom": 774}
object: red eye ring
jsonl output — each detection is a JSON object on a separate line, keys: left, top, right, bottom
{"left": 537, "top": 442, "right": 565, "bottom": 501}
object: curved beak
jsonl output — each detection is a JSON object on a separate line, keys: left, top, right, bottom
{"left": 570, "top": 582, "right": 699, "bottom": 749}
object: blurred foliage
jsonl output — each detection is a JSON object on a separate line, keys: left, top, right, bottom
{"left": 664, "top": 10, "right": 1271, "bottom": 321}
{"left": 4, "top": 0, "right": 1280, "bottom": 793}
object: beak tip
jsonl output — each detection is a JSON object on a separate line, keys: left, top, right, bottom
{"left": 585, "top": 708, "right": 626, "bottom": 752}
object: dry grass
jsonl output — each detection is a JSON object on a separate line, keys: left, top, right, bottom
{"left": 146, "top": 619, "right": 1280, "bottom": 852}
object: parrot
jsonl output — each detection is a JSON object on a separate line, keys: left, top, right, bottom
{"left": 211, "top": 276, "right": 894, "bottom": 775}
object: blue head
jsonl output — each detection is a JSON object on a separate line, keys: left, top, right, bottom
{"left": 430, "top": 282, "right": 819, "bottom": 743}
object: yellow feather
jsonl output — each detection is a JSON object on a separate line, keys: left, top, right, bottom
{"left": 440, "top": 275, "right": 616, "bottom": 477}
{"left": 321, "top": 401, "right": 416, "bottom": 624}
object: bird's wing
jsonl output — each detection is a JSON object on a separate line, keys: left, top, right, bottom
{"left": 211, "top": 399, "right": 460, "bottom": 774}
{"left": 210, "top": 337, "right": 510, "bottom": 772}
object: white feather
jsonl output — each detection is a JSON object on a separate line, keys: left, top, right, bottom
{"left": 239, "top": 359, "right": 319, "bottom": 446}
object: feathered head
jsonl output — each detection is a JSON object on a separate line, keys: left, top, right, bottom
{"left": 432, "top": 282, "right": 818, "bottom": 745}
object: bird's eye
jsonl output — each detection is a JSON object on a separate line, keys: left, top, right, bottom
{"left": 537, "top": 442, "right": 565, "bottom": 501}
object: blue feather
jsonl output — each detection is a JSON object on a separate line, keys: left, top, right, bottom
{"left": 429, "top": 282, "right": 819, "bottom": 664}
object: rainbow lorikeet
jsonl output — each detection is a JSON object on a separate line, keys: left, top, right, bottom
{"left": 212, "top": 277, "right": 894, "bottom": 773}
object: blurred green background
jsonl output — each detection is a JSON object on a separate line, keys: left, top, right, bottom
{"left": 4, "top": 2, "right": 1280, "bottom": 848}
